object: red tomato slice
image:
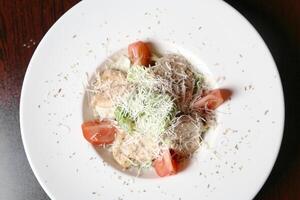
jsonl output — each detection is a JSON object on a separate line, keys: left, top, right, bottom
{"left": 192, "top": 89, "right": 232, "bottom": 110}
{"left": 81, "top": 119, "right": 116, "bottom": 146}
{"left": 153, "top": 150, "right": 178, "bottom": 177}
{"left": 128, "top": 41, "right": 151, "bottom": 66}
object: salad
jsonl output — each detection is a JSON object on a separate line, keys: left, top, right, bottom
{"left": 81, "top": 41, "right": 231, "bottom": 177}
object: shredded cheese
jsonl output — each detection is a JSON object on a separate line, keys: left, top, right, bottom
{"left": 87, "top": 53, "right": 215, "bottom": 170}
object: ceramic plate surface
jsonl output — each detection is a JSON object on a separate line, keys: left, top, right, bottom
{"left": 20, "top": 0, "right": 284, "bottom": 199}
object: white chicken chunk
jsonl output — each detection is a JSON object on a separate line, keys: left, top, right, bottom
{"left": 90, "top": 69, "right": 128, "bottom": 119}
{"left": 112, "top": 131, "right": 161, "bottom": 169}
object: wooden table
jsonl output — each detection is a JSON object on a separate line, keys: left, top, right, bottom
{"left": 0, "top": 0, "right": 299, "bottom": 199}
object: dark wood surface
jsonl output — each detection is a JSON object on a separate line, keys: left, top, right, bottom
{"left": 0, "top": 0, "right": 299, "bottom": 199}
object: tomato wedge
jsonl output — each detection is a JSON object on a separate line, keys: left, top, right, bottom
{"left": 153, "top": 150, "right": 178, "bottom": 177}
{"left": 81, "top": 119, "right": 116, "bottom": 146}
{"left": 128, "top": 41, "right": 151, "bottom": 66}
{"left": 192, "top": 89, "right": 232, "bottom": 110}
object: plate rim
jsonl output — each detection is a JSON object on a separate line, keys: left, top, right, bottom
{"left": 19, "top": 2, "right": 85, "bottom": 199}
{"left": 218, "top": 2, "right": 285, "bottom": 199}
{"left": 19, "top": 0, "right": 285, "bottom": 199}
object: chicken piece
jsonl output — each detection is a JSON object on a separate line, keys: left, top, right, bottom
{"left": 90, "top": 69, "right": 128, "bottom": 119}
{"left": 112, "top": 131, "right": 161, "bottom": 169}
{"left": 151, "top": 54, "right": 195, "bottom": 113}
{"left": 101, "top": 69, "right": 127, "bottom": 82}
{"left": 111, "top": 131, "right": 132, "bottom": 169}
{"left": 168, "top": 115, "right": 203, "bottom": 158}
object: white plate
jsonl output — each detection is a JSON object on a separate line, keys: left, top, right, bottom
{"left": 20, "top": 0, "right": 284, "bottom": 199}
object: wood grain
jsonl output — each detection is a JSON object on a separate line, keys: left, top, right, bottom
{"left": 0, "top": 0, "right": 299, "bottom": 199}
{"left": 0, "top": 0, "right": 80, "bottom": 107}
{"left": 0, "top": 1, "right": 79, "bottom": 199}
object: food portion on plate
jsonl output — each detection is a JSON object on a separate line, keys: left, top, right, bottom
{"left": 81, "top": 41, "right": 231, "bottom": 177}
